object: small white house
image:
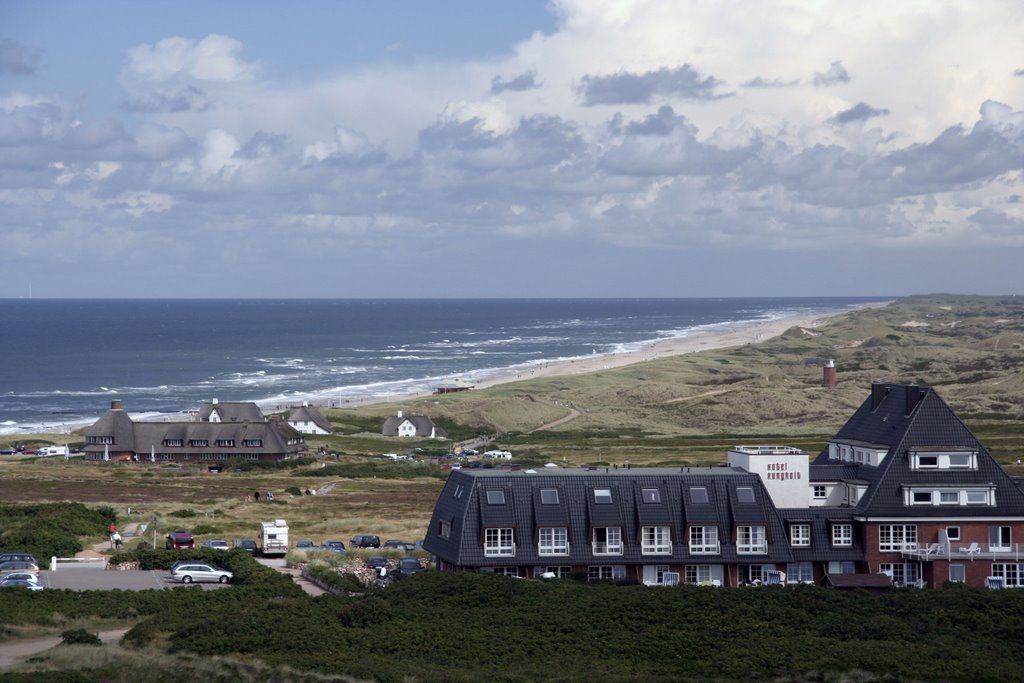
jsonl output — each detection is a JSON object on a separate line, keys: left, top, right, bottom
{"left": 286, "top": 403, "right": 332, "bottom": 435}
{"left": 382, "top": 411, "right": 449, "bottom": 439}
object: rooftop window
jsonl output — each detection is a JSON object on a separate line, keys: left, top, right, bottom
{"left": 486, "top": 490, "right": 506, "bottom": 505}
{"left": 594, "top": 488, "right": 612, "bottom": 505}
{"left": 641, "top": 488, "right": 661, "bottom": 504}
{"left": 540, "top": 488, "right": 559, "bottom": 505}
{"left": 690, "top": 487, "right": 709, "bottom": 504}
{"left": 736, "top": 487, "right": 755, "bottom": 503}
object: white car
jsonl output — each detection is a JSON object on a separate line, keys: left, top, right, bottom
{"left": 200, "top": 539, "right": 230, "bottom": 551}
{"left": 170, "top": 563, "right": 233, "bottom": 584}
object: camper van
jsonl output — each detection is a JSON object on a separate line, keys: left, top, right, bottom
{"left": 259, "top": 519, "right": 289, "bottom": 557}
{"left": 37, "top": 446, "right": 68, "bottom": 457}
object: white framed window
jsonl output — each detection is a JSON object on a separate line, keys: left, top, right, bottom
{"left": 812, "top": 485, "right": 827, "bottom": 499}
{"left": 787, "top": 561, "right": 814, "bottom": 584}
{"left": 879, "top": 524, "right": 917, "bottom": 552}
{"left": 911, "top": 491, "right": 932, "bottom": 505}
{"left": 828, "top": 561, "right": 855, "bottom": 574}
{"left": 911, "top": 451, "right": 977, "bottom": 470}
{"left": 538, "top": 527, "right": 569, "bottom": 556}
{"left": 533, "top": 566, "right": 571, "bottom": 578}
{"left": 989, "top": 526, "right": 1012, "bottom": 552}
{"left": 948, "top": 564, "right": 966, "bottom": 583}
{"left": 642, "top": 564, "right": 670, "bottom": 585}
{"left": 592, "top": 527, "right": 622, "bottom": 555}
{"left": 832, "top": 524, "right": 853, "bottom": 547}
{"left": 641, "top": 526, "right": 672, "bottom": 555}
{"left": 489, "top": 567, "right": 519, "bottom": 577}
{"left": 966, "top": 491, "right": 989, "bottom": 505}
{"left": 939, "top": 491, "right": 959, "bottom": 504}
{"left": 736, "top": 526, "right": 767, "bottom": 554}
{"left": 689, "top": 526, "right": 720, "bottom": 554}
{"left": 879, "top": 562, "right": 919, "bottom": 587}
{"left": 439, "top": 520, "right": 451, "bottom": 540}
{"left": 685, "top": 565, "right": 712, "bottom": 585}
{"left": 587, "top": 565, "right": 625, "bottom": 581}
{"left": 992, "top": 563, "right": 1024, "bottom": 587}
{"left": 790, "top": 524, "right": 811, "bottom": 547}
{"left": 946, "top": 526, "right": 961, "bottom": 541}
{"left": 484, "top": 527, "right": 515, "bottom": 557}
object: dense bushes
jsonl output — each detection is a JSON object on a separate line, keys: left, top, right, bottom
{"left": 0, "top": 503, "right": 116, "bottom": 560}
{"left": 294, "top": 462, "right": 444, "bottom": 480}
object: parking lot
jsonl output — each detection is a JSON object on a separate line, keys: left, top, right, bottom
{"left": 40, "top": 563, "right": 230, "bottom": 591}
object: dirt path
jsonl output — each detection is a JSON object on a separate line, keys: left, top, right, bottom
{"left": 0, "top": 628, "right": 130, "bottom": 671}
{"left": 659, "top": 388, "right": 730, "bottom": 405}
{"left": 528, "top": 406, "right": 582, "bottom": 433}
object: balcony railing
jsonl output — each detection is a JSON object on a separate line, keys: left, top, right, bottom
{"left": 484, "top": 543, "right": 516, "bottom": 557}
{"left": 901, "top": 542, "right": 1024, "bottom": 562}
{"left": 641, "top": 541, "right": 673, "bottom": 555}
{"left": 592, "top": 541, "right": 623, "bottom": 555}
{"left": 737, "top": 541, "right": 768, "bottom": 554}
{"left": 688, "top": 541, "right": 721, "bottom": 555}
{"left": 538, "top": 543, "right": 570, "bottom": 556}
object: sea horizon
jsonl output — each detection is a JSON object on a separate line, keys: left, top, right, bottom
{"left": 0, "top": 296, "right": 891, "bottom": 436}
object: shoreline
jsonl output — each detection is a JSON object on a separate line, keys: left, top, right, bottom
{"left": 1, "top": 302, "right": 887, "bottom": 435}
{"left": 318, "top": 303, "right": 887, "bottom": 411}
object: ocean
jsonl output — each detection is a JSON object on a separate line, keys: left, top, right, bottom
{"left": 0, "top": 297, "right": 887, "bottom": 435}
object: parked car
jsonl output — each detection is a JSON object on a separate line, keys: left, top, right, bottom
{"left": 170, "top": 563, "right": 233, "bottom": 584}
{"left": 398, "top": 558, "right": 424, "bottom": 575}
{"left": 0, "top": 578, "right": 43, "bottom": 591}
{"left": 165, "top": 531, "right": 195, "bottom": 550}
{"left": 0, "top": 552, "right": 37, "bottom": 565}
{"left": 0, "top": 448, "right": 16, "bottom": 456}
{"left": 0, "top": 571, "right": 39, "bottom": 584}
{"left": 366, "top": 556, "right": 388, "bottom": 570}
{"left": 350, "top": 534, "right": 381, "bottom": 549}
{"left": 200, "top": 539, "right": 230, "bottom": 551}
{"left": 295, "top": 539, "right": 317, "bottom": 549}
{"left": 0, "top": 560, "right": 39, "bottom": 576}
{"left": 234, "top": 539, "right": 257, "bottom": 554}
{"left": 321, "top": 540, "right": 346, "bottom": 554}
{"left": 382, "top": 540, "right": 416, "bottom": 552}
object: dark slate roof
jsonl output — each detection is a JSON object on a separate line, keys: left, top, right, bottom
{"left": 381, "top": 414, "right": 449, "bottom": 438}
{"left": 423, "top": 467, "right": 793, "bottom": 568}
{"left": 287, "top": 405, "right": 332, "bottom": 432}
{"left": 814, "top": 383, "right": 1024, "bottom": 519}
{"left": 777, "top": 508, "right": 863, "bottom": 562}
{"left": 197, "top": 402, "right": 265, "bottom": 423}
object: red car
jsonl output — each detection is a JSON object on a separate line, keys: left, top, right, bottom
{"left": 165, "top": 531, "right": 195, "bottom": 550}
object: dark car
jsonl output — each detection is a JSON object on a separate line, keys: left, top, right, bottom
{"left": 0, "top": 578, "right": 43, "bottom": 591}
{"left": 366, "top": 556, "right": 388, "bottom": 570}
{"left": 382, "top": 540, "right": 416, "bottom": 552}
{"left": 0, "top": 552, "right": 37, "bottom": 565}
{"left": 234, "top": 539, "right": 257, "bottom": 555}
{"left": 398, "top": 558, "right": 423, "bottom": 575}
{"left": 0, "top": 448, "right": 16, "bottom": 456}
{"left": 321, "top": 540, "right": 346, "bottom": 554}
{"left": 295, "top": 539, "right": 317, "bottom": 550}
{"left": 165, "top": 531, "right": 195, "bottom": 550}
{"left": 350, "top": 534, "right": 381, "bottom": 549}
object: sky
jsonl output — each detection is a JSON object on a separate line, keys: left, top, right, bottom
{"left": 1, "top": 0, "right": 1023, "bottom": 298}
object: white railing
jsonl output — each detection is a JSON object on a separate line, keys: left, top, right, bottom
{"left": 484, "top": 543, "right": 516, "bottom": 557}
{"left": 641, "top": 541, "right": 673, "bottom": 555}
{"left": 901, "top": 542, "right": 1024, "bottom": 561}
{"left": 538, "top": 543, "right": 570, "bottom": 556}
{"left": 592, "top": 542, "right": 623, "bottom": 555}
{"left": 737, "top": 542, "right": 768, "bottom": 555}
{"left": 688, "top": 541, "right": 721, "bottom": 555}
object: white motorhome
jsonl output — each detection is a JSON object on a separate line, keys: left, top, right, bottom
{"left": 259, "top": 519, "right": 289, "bottom": 557}
{"left": 38, "top": 446, "right": 68, "bottom": 457}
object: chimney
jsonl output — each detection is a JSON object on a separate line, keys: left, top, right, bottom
{"left": 823, "top": 359, "right": 837, "bottom": 388}
{"left": 397, "top": 410, "right": 403, "bottom": 418}
{"left": 870, "top": 384, "right": 889, "bottom": 411}
{"left": 212, "top": 398, "right": 219, "bottom": 405}
{"left": 905, "top": 385, "right": 926, "bottom": 415}
{"left": 111, "top": 400, "right": 123, "bottom": 410}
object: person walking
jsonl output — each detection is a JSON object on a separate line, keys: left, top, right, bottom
{"left": 112, "top": 531, "right": 122, "bottom": 550}
{"left": 254, "top": 491, "right": 260, "bottom": 502}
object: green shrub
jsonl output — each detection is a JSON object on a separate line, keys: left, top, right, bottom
{"left": 168, "top": 509, "right": 198, "bottom": 518}
{"left": 60, "top": 628, "right": 102, "bottom": 646}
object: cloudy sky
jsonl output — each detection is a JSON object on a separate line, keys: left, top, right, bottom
{"left": 2, "top": 0, "right": 1023, "bottom": 298}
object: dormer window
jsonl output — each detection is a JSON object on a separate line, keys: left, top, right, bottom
{"left": 910, "top": 451, "right": 978, "bottom": 470}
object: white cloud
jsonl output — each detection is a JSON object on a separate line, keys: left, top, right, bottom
{"left": 124, "top": 35, "right": 255, "bottom": 83}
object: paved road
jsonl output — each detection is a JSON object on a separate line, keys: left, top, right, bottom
{"left": 43, "top": 564, "right": 228, "bottom": 591}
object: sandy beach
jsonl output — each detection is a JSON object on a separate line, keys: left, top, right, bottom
{"left": 324, "top": 305, "right": 882, "bottom": 410}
